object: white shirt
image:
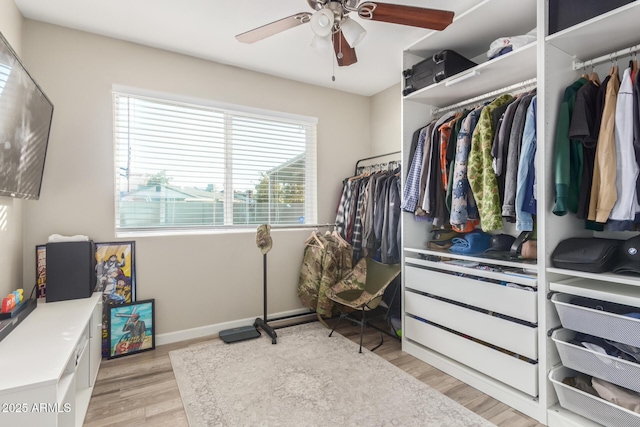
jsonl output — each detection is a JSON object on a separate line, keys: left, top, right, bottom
{"left": 610, "top": 67, "right": 639, "bottom": 220}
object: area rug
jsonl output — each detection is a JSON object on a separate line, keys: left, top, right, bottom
{"left": 169, "top": 322, "right": 496, "bottom": 427}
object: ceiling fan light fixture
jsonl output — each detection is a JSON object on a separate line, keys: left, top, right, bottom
{"left": 310, "top": 8, "right": 335, "bottom": 37}
{"left": 310, "top": 34, "right": 333, "bottom": 54}
{"left": 340, "top": 17, "right": 367, "bottom": 47}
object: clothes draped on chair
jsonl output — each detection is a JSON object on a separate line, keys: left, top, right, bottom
{"left": 327, "top": 257, "right": 401, "bottom": 352}
{"left": 297, "top": 231, "right": 353, "bottom": 318}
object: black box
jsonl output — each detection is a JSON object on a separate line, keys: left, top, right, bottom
{"left": 46, "top": 241, "right": 96, "bottom": 302}
{"left": 548, "top": 0, "right": 635, "bottom": 34}
{"left": 403, "top": 50, "right": 477, "bottom": 96}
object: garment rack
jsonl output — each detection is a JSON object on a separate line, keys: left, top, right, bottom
{"left": 431, "top": 78, "right": 537, "bottom": 116}
{"left": 573, "top": 43, "right": 640, "bottom": 70}
{"left": 261, "top": 222, "right": 337, "bottom": 336}
{"left": 354, "top": 151, "right": 401, "bottom": 175}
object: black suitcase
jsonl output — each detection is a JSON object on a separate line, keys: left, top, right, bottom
{"left": 403, "top": 50, "right": 477, "bottom": 96}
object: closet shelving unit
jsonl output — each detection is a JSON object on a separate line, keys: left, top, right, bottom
{"left": 400, "top": 0, "right": 545, "bottom": 422}
{"left": 402, "top": 0, "right": 640, "bottom": 425}
{"left": 541, "top": 2, "right": 640, "bottom": 426}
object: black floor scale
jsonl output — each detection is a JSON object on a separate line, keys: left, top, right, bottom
{"left": 220, "top": 225, "right": 277, "bottom": 344}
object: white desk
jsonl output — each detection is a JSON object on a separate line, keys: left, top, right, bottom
{"left": 0, "top": 293, "right": 102, "bottom": 426}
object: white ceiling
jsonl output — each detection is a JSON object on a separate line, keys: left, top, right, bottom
{"left": 14, "top": 0, "right": 478, "bottom": 96}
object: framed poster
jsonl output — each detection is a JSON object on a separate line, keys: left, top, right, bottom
{"left": 107, "top": 299, "right": 155, "bottom": 359}
{"left": 95, "top": 241, "right": 136, "bottom": 304}
{"left": 95, "top": 241, "right": 136, "bottom": 357}
{"left": 35, "top": 245, "right": 46, "bottom": 299}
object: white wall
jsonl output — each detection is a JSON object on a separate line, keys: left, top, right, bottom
{"left": 0, "top": 1, "right": 24, "bottom": 298}
{"left": 370, "top": 83, "right": 402, "bottom": 154}
{"left": 20, "top": 20, "right": 374, "bottom": 335}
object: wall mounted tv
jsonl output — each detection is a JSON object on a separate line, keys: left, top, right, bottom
{"left": 0, "top": 31, "right": 53, "bottom": 200}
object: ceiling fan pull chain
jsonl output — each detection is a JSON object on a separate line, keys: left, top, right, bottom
{"left": 332, "top": 50, "right": 336, "bottom": 82}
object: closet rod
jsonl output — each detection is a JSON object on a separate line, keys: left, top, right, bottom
{"left": 269, "top": 223, "right": 336, "bottom": 230}
{"left": 354, "top": 150, "right": 401, "bottom": 175}
{"left": 431, "top": 78, "right": 537, "bottom": 116}
{"left": 573, "top": 44, "right": 640, "bottom": 70}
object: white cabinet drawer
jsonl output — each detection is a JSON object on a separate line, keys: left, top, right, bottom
{"left": 405, "top": 265, "right": 537, "bottom": 323}
{"left": 405, "top": 316, "right": 539, "bottom": 396}
{"left": 405, "top": 291, "right": 538, "bottom": 360}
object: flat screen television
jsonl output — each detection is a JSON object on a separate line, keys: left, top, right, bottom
{"left": 0, "top": 31, "right": 53, "bottom": 200}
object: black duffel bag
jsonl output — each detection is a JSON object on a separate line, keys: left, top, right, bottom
{"left": 551, "top": 237, "right": 621, "bottom": 273}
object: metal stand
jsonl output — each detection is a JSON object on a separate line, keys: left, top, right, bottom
{"left": 254, "top": 253, "right": 277, "bottom": 344}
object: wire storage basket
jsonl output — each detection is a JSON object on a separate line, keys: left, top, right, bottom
{"left": 551, "top": 293, "right": 640, "bottom": 348}
{"left": 552, "top": 329, "right": 640, "bottom": 393}
{"left": 549, "top": 366, "right": 640, "bottom": 427}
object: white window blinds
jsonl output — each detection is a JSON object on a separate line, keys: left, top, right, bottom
{"left": 113, "top": 91, "right": 317, "bottom": 233}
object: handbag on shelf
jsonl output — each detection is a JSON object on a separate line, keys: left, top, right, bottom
{"left": 551, "top": 237, "right": 621, "bottom": 273}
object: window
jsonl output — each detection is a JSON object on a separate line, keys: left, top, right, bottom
{"left": 113, "top": 90, "right": 317, "bottom": 234}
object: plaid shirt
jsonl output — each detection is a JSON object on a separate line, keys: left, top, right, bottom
{"left": 335, "top": 180, "right": 351, "bottom": 238}
{"left": 401, "top": 126, "right": 429, "bottom": 213}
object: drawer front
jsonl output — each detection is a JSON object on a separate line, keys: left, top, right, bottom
{"left": 405, "top": 265, "right": 537, "bottom": 323}
{"left": 405, "top": 316, "right": 539, "bottom": 396}
{"left": 405, "top": 291, "right": 538, "bottom": 360}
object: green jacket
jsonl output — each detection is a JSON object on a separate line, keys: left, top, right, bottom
{"left": 468, "top": 94, "right": 514, "bottom": 231}
{"left": 553, "top": 77, "right": 587, "bottom": 216}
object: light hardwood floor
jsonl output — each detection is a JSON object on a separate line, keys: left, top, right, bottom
{"left": 84, "top": 319, "right": 545, "bottom": 427}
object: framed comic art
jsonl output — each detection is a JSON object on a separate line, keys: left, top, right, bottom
{"left": 35, "top": 245, "right": 46, "bottom": 299}
{"left": 95, "top": 241, "right": 136, "bottom": 357}
{"left": 95, "top": 241, "right": 136, "bottom": 304}
{"left": 107, "top": 299, "right": 155, "bottom": 359}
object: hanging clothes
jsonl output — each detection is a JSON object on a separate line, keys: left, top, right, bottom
{"left": 468, "top": 94, "right": 514, "bottom": 231}
{"left": 336, "top": 163, "right": 401, "bottom": 264}
{"left": 502, "top": 90, "right": 536, "bottom": 222}
{"left": 401, "top": 85, "right": 538, "bottom": 233}
{"left": 610, "top": 67, "right": 640, "bottom": 222}
{"left": 450, "top": 106, "right": 483, "bottom": 232}
{"left": 553, "top": 77, "right": 588, "bottom": 217}
{"left": 569, "top": 78, "right": 602, "bottom": 221}
{"left": 515, "top": 96, "right": 538, "bottom": 231}
{"left": 589, "top": 67, "right": 620, "bottom": 223}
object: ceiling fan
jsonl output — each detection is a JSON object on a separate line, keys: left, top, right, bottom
{"left": 235, "top": 0, "right": 454, "bottom": 67}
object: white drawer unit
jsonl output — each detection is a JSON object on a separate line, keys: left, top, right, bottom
{"left": 405, "top": 316, "right": 539, "bottom": 396}
{"left": 405, "top": 265, "right": 538, "bottom": 323}
{"left": 0, "top": 293, "right": 103, "bottom": 427}
{"left": 405, "top": 290, "right": 538, "bottom": 360}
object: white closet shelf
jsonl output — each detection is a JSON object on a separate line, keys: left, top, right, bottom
{"left": 404, "top": 43, "right": 537, "bottom": 107}
{"left": 549, "top": 276, "right": 640, "bottom": 307}
{"left": 405, "top": 247, "right": 537, "bottom": 271}
{"left": 547, "top": 267, "right": 640, "bottom": 288}
{"left": 546, "top": 1, "right": 640, "bottom": 61}
{"left": 405, "top": 0, "right": 536, "bottom": 61}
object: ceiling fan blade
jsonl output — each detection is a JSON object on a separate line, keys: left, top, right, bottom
{"left": 360, "top": 2, "right": 454, "bottom": 31}
{"left": 236, "top": 13, "right": 312, "bottom": 43}
{"left": 333, "top": 31, "right": 357, "bottom": 67}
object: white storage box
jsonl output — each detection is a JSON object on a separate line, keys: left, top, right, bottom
{"left": 549, "top": 366, "right": 640, "bottom": 427}
{"left": 552, "top": 329, "right": 640, "bottom": 393}
{"left": 551, "top": 293, "right": 640, "bottom": 348}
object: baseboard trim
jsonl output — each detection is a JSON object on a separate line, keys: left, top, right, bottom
{"left": 155, "top": 308, "right": 314, "bottom": 346}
